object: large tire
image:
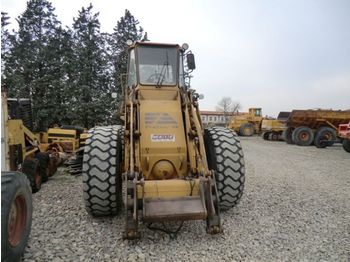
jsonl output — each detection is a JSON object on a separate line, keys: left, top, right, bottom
{"left": 343, "top": 139, "right": 350, "bottom": 153}
{"left": 292, "top": 126, "right": 314, "bottom": 146}
{"left": 1, "top": 172, "right": 33, "bottom": 262}
{"left": 239, "top": 123, "right": 254, "bottom": 136}
{"left": 82, "top": 126, "right": 123, "bottom": 216}
{"left": 21, "top": 158, "right": 41, "bottom": 193}
{"left": 35, "top": 152, "right": 50, "bottom": 182}
{"left": 262, "top": 131, "right": 270, "bottom": 140}
{"left": 314, "top": 127, "right": 337, "bottom": 148}
{"left": 282, "top": 127, "right": 294, "bottom": 144}
{"left": 204, "top": 127, "right": 245, "bottom": 210}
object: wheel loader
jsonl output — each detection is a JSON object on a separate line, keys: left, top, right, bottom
{"left": 82, "top": 41, "right": 245, "bottom": 239}
{"left": 227, "top": 108, "right": 263, "bottom": 136}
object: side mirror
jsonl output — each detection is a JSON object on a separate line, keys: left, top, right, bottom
{"left": 186, "top": 53, "right": 196, "bottom": 70}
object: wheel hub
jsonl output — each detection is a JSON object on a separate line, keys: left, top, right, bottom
{"left": 8, "top": 194, "right": 27, "bottom": 247}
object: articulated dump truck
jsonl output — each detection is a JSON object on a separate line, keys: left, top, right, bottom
{"left": 82, "top": 41, "right": 245, "bottom": 239}
{"left": 282, "top": 109, "right": 350, "bottom": 147}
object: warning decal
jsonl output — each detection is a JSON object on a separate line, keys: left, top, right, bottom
{"left": 151, "top": 134, "right": 176, "bottom": 142}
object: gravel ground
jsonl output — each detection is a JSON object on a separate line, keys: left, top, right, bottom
{"left": 23, "top": 137, "right": 350, "bottom": 261}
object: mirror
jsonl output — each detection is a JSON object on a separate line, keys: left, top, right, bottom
{"left": 186, "top": 53, "right": 196, "bottom": 70}
{"left": 198, "top": 94, "right": 204, "bottom": 100}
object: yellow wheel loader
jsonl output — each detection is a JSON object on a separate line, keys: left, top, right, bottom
{"left": 82, "top": 42, "right": 245, "bottom": 239}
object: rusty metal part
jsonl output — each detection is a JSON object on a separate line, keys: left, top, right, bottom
{"left": 8, "top": 193, "right": 27, "bottom": 247}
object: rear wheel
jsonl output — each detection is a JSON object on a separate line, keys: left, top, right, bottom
{"left": 1, "top": 172, "right": 32, "bottom": 262}
{"left": 282, "top": 127, "right": 294, "bottom": 144}
{"left": 343, "top": 139, "right": 350, "bottom": 153}
{"left": 82, "top": 126, "right": 123, "bottom": 216}
{"left": 239, "top": 123, "right": 254, "bottom": 136}
{"left": 22, "top": 158, "right": 41, "bottom": 193}
{"left": 292, "top": 126, "right": 314, "bottom": 146}
{"left": 262, "top": 131, "right": 270, "bottom": 140}
{"left": 269, "top": 132, "right": 279, "bottom": 141}
{"left": 204, "top": 127, "right": 245, "bottom": 210}
{"left": 314, "top": 127, "right": 337, "bottom": 148}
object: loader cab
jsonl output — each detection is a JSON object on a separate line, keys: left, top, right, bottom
{"left": 127, "top": 42, "right": 193, "bottom": 88}
{"left": 249, "top": 108, "right": 262, "bottom": 117}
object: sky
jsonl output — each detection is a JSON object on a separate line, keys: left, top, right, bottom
{"left": 1, "top": 0, "right": 350, "bottom": 117}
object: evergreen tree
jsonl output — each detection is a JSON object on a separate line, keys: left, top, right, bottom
{"left": 3, "top": 0, "right": 62, "bottom": 131}
{"left": 110, "top": 10, "right": 148, "bottom": 105}
{"left": 71, "top": 4, "right": 113, "bottom": 128}
{"left": 1, "top": 12, "right": 14, "bottom": 80}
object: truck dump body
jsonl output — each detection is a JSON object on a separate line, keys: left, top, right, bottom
{"left": 286, "top": 110, "right": 350, "bottom": 129}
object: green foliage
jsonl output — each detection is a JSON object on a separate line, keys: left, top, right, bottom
{"left": 2, "top": 2, "right": 148, "bottom": 130}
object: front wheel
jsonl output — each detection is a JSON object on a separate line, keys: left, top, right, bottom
{"left": 204, "top": 127, "right": 245, "bottom": 210}
{"left": 1, "top": 171, "right": 33, "bottom": 262}
{"left": 82, "top": 126, "right": 123, "bottom": 216}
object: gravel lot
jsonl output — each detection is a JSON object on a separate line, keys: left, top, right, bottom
{"left": 23, "top": 137, "right": 350, "bottom": 261}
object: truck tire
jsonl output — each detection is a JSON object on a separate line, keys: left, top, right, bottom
{"left": 282, "top": 127, "right": 294, "bottom": 144}
{"left": 204, "top": 127, "right": 245, "bottom": 210}
{"left": 314, "top": 127, "right": 337, "bottom": 148}
{"left": 262, "top": 131, "right": 270, "bottom": 140}
{"left": 292, "top": 126, "right": 314, "bottom": 146}
{"left": 82, "top": 126, "right": 123, "bottom": 216}
{"left": 1, "top": 172, "right": 33, "bottom": 262}
{"left": 22, "top": 158, "right": 41, "bottom": 193}
{"left": 239, "top": 123, "right": 254, "bottom": 136}
{"left": 343, "top": 139, "right": 350, "bottom": 153}
{"left": 35, "top": 152, "right": 50, "bottom": 182}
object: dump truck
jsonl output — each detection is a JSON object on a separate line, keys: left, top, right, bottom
{"left": 338, "top": 122, "right": 350, "bottom": 153}
{"left": 82, "top": 41, "right": 245, "bottom": 239}
{"left": 2, "top": 90, "right": 33, "bottom": 261}
{"left": 227, "top": 108, "right": 263, "bottom": 136}
{"left": 282, "top": 109, "right": 350, "bottom": 147}
{"left": 261, "top": 112, "right": 291, "bottom": 141}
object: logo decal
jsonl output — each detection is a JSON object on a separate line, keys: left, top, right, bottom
{"left": 151, "top": 134, "right": 176, "bottom": 142}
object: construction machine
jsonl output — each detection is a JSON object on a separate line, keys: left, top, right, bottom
{"left": 2, "top": 89, "right": 63, "bottom": 192}
{"left": 82, "top": 41, "right": 245, "bottom": 239}
{"left": 282, "top": 109, "right": 350, "bottom": 147}
{"left": 227, "top": 108, "right": 263, "bottom": 136}
{"left": 338, "top": 122, "right": 350, "bottom": 153}
{"left": 2, "top": 90, "right": 33, "bottom": 261}
{"left": 261, "top": 112, "right": 291, "bottom": 141}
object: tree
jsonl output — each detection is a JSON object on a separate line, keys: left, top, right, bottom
{"left": 1, "top": 12, "right": 14, "bottom": 80}
{"left": 216, "top": 97, "right": 241, "bottom": 124}
{"left": 3, "top": 0, "right": 62, "bottom": 131}
{"left": 71, "top": 4, "right": 113, "bottom": 128}
{"left": 110, "top": 10, "right": 148, "bottom": 105}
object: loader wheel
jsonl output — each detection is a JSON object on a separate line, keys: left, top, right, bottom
{"left": 314, "top": 127, "right": 336, "bottom": 148}
{"left": 269, "top": 132, "right": 279, "bottom": 141}
{"left": 22, "top": 158, "right": 41, "bottom": 193}
{"left": 262, "top": 132, "right": 270, "bottom": 140}
{"left": 35, "top": 152, "right": 50, "bottom": 182}
{"left": 292, "top": 126, "right": 314, "bottom": 146}
{"left": 342, "top": 139, "right": 350, "bottom": 153}
{"left": 282, "top": 127, "right": 294, "bottom": 144}
{"left": 239, "top": 123, "right": 254, "bottom": 136}
{"left": 204, "top": 127, "right": 245, "bottom": 210}
{"left": 1, "top": 171, "right": 32, "bottom": 262}
{"left": 82, "top": 126, "right": 123, "bottom": 216}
